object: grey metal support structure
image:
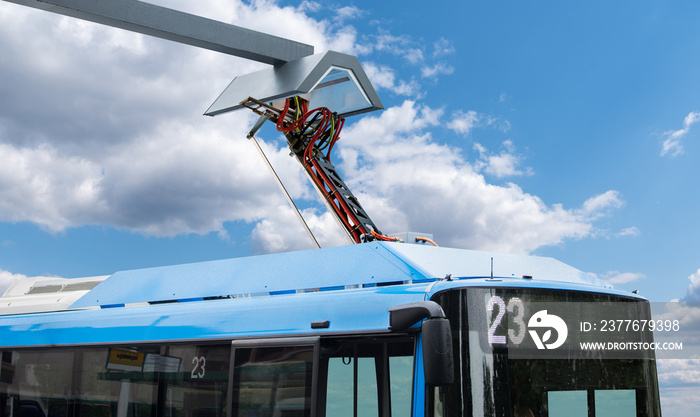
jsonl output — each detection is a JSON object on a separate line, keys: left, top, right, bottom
{"left": 206, "top": 50, "right": 384, "bottom": 118}
{"left": 3, "top": 0, "right": 314, "bottom": 65}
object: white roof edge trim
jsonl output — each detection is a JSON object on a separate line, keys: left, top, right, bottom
{"left": 0, "top": 275, "right": 110, "bottom": 315}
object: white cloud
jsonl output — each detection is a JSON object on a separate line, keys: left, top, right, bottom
{"left": 577, "top": 190, "right": 624, "bottom": 219}
{"left": 334, "top": 6, "right": 364, "bottom": 23}
{"left": 96, "top": 120, "right": 310, "bottom": 236}
{"left": 364, "top": 29, "right": 455, "bottom": 84}
{"left": 447, "top": 110, "right": 481, "bottom": 135}
{"left": 616, "top": 226, "right": 641, "bottom": 237}
{"left": 682, "top": 268, "right": 700, "bottom": 302}
{"left": 433, "top": 37, "right": 455, "bottom": 58}
{"left": 330, "top": 100, "right": 622, "bottom": 253}
{"left": 363, "top": 62, "right": 420, "bottom": 97}
{"left": 0, "top": 143, "right": 105, "bottom": 232}
{"left": 487, "top": 116, "right": 512, "bottom": 133}
{"left": 0, "top": 1, "right": 340, "bottom": 240}
{"left": 372, "top": 30, "right": 424, "bottom": 64}
{"left": 0, "top": 81, "right": 323, "bottom": 237}
{"left": 251, "top": 206, "right": 348, "bottom": 254}
{"left": 421, "top": 62, "right": 454, "bottom": 79}
{"left": 0, "top": 269, "right": 26, "bottom": 295}
{"left": 0, "top": 2, "right": 627, "bottom": 256}
{"left": 447, "top": 110, "right": 511, "bottom": 136}
{"left": 657, "top": 359, "right": 700, "bottom": 415}
{"left": 653, "top": 301, "right": 700, "bottom": 361}
{"left": 473, "top": 140, "right": 533, "bottom": 178}
{"left": 661, "top": 111, "right": 700, "bottom": 157}
{"left": 658, "top": 359, "right": 700, "bottom": 386}
{"left": 596, "top": 270, "right": 646, "bottom": 285}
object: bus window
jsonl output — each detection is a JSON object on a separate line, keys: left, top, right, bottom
{"left": 160, "top": 344, "right": 230, "bottom": 417}
{"left": 0, "top": 350, "right": 75, "bottom": 417}
{"left": 594, "top": 390, "right": 636, "bottom": 417}
{"left": 547, "top": 389, "right": 638, "bottom": 417}
{"left": 389, "top": 356, "right": 413, "bottom": 417}
{"left": 326, "top": 357, "right": 377, "bottom": 417}
{"left": 231, "top": 345, "right": 315, "bottom": 417}
{"left": 319, "top": 337, "right": 415, "bottom": 417}
{"left": 0, "top": 344, "right": 230, "bottom": 417}
{"left": 547, "top": 391, "right": 587, "bottom": 417}
{"left": 429, "top": 288, "right": 662, "bottom": 417}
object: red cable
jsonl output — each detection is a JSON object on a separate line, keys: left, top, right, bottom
{"left": 276, "top": 99, "right": 362, "bottom": 242}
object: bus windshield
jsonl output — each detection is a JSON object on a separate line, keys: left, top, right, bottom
{"left": 430, "top": 288, "right": 662, "bottom": 417}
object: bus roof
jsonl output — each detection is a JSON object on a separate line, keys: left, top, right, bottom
{"left": 66, "top": 242, "right": 615, "bottom": 309}
{"left": 0, "top": 243, "right": 639, "bottom": 348}
{"left": 2, "top": 242, "right": 618, "bottom": 314}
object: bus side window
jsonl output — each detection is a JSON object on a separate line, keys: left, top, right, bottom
{"left": 231, "top": 344, "right": 316, "bottom": 417}
{"left": 0, "top": 344, "right": 230, "bottom": 417}
{"left": 319, "top": 338, "right": 415, "bottom": 417}
{"left": 326, "top": 356, "right": 378, "bottom": 417}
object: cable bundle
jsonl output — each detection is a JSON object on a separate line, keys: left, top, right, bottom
{"left": 276, "top": 97, "right": 344, "bottom": 163}
{"left": 275, "top": 97, "right": 397, "bottom": 244}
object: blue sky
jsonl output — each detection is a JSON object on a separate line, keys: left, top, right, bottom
{"left": 1, "top": 1, "right": 699, "bottom": 414}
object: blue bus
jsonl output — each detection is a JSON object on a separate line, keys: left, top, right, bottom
{"left": 0, "top": 242, "right": 661, "bottom": 417}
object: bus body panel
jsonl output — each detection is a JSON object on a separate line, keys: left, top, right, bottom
{"left": 0, "top": 285, "right": 429, "bottom": 348}
{"left": 0, "top": 243, "right": 660, "bottom": 417}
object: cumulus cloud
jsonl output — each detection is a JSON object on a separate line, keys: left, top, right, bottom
{"left": 363, "top": 62, "right": 420, "bottom": 97}
{"left": 446, "top": 110, "right": 481, "bottom": 135}
{"left": 577, "top": 190, "right": 624, "bottom": 219}
{"left": 0, "top": 1, "right": 627, "bottom": 256}
{"left": 661, "top": 111, "right": 700, "bottom": 157}
{"left": 330, "top": 100, "right": 622, "bottom": 253}
{"left": 0, "top": 143, "right": 105, "bottom": 232}
{"left": 657, "top": 359, "right": 700, "bottom": 415}
{"left": 682, "top": 269, "right": 700, "bottom": 302}
{"left": 658, "top": 359, "right": 700, "bottom": 387}
{"left": 372, "top": 30, "right": 424, "bottom": 64}
{"left": 0, "top": 116, "right": 321, "bottom": 237}
{"left": 473, "top": 140, "right": 533, "bottom": 178}
{"left": 0, "top": 0, "right": 350, "bottom": 239}
{"left": 251, "top": 206, "right": 348, "bottom": 254}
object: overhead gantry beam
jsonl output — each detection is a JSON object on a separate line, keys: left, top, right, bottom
{"left": 3, "top": 0, "right": 314, "bottom": 65}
